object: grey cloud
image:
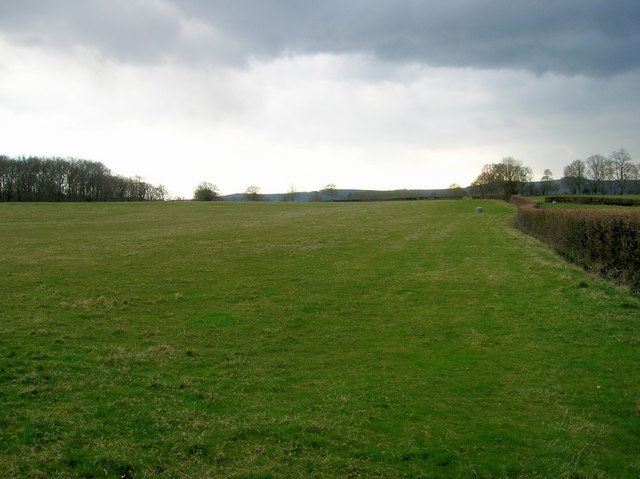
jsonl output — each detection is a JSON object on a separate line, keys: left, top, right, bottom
{"left": 0, "top": 0, "right": 181, "bottom": 62}
{"left": 1, "top": 0, "right": 638, "bottom": 75}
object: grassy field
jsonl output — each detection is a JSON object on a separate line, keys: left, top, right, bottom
{"left": 1, "top": 200, "right": 639, "bottom": 478}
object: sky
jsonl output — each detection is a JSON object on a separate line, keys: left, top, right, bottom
{"left": 1, "top": 1, "right": 639, "bottom": 198}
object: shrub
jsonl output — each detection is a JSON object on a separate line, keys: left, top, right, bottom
{"left": 193, "top": 182, "right": 220, "bottom": 201}
{"left": 514, "top": 198, "right": 640, "bottom": 291}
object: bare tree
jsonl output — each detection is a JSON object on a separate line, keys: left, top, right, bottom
{"left": 282, "top": 184, "right": 297, "bottom": 202}
{"left": 563, "top": 159, "right": 588, "bottom": 194}
{"left": 148, "top": 184, "right": 169, "bottom": 201}
{"left": 448, "top": 183, "right": 465, "bottom": 197}
{"left": 540, "top": 169, "right": 554, "bottom": 195}
{"left": 322, "top": 183, "right": 337, "bottom": 202}
{"left": 245, "top": 186, "right": 262, "bottom": 201}
{"left": 586, "top": 154, "right": 612, "bottom": 194}
{"left": 495, "top": 157, "right": 532, "bottom": 198}
{"left": 471, "top": 164, "right": 501, "bottom": 197}
{"left": 609, "top": 148, "right": 634, "bottom": 195}
{"left": 308, "top": 191, "right": 322, "bottom": 202}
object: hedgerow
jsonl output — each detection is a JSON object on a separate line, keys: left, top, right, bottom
{"left": 545, "top": 195, "right": 640, "bottom": 206}
{"left": 513, "top": 196, "right": 640, "bottom": 291}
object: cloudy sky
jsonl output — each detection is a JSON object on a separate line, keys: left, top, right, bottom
{"left": 1, "top": 1, "right": 639, "bottom": 197}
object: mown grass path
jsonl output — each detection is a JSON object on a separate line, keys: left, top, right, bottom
{"left": 1, "top": 201, "right": 639, "bottom": 478}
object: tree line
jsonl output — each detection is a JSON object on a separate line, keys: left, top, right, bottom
{"left": 0, "top": 156, "right": 167, "bottom": 202}
{"left": 470, "top": 149, "right": 637, "bottom": 199}
{"left": 562, "top": 148, "right": 638, "bottom": 195}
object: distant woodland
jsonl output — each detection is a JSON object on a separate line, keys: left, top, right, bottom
{"left": 2, "top": 149, "right": 637, "bottom": 203}
{"left": 0, "top": 156, "right": 167, "bottom": 202}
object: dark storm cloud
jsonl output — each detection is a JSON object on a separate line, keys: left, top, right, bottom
{"left": 1, "top": 0, "right": 638, "bottom": 75}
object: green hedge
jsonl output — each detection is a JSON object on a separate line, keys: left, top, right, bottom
{"left": 514, "top": 196, "right": 640, "bottom": 291}
{"left": 545, "top": 195, "right": 640, "bottom": 206}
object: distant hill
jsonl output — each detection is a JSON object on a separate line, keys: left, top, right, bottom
{"left": 220, "top": 188, "right": 462, "bottom": 202}
{"left": 219, "top": 178, "right": 637, "bottom": 202}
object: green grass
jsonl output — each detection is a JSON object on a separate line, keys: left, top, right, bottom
{"left": 1, "top": 200, "right": 639, "bottom": 478}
